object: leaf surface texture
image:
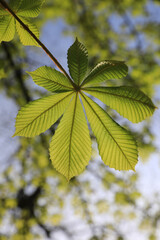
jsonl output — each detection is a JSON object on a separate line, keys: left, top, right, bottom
{"left": 16, "top": 17, "right": 39, "bottom": 46}
{"left": 0, "top": 16, "right": 15, "bottom": 43}
{"left": 84, "top": 86, "right": 156, "bottom": 122}
{"left": 0, "top": 0, "right": 43, "bottom": 46}
{"left": 81, "top": 93, "right": 138, "bottom": 171}
{"left": 17, "top": 0, "right": 44, "bottom": 18}
{"left": 50, "top": 93, "right": 92, "bottom": 180}
{"left": 13, "top": 92, "right": 73, "bottom": 137}
{"left": 28, "top": 66, "right": 73, "bottom": 92}
{"left": 67, "top": 38, "right": 88, "bottom": 85}
{"left": 82, "top": 61, "right": 128, "bottom": 86}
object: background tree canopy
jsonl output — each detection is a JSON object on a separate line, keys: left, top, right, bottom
{"left": 0, "top": 0, "right": 160, "bottom": 239}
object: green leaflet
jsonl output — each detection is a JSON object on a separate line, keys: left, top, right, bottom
{"left": 0, "top": 16, "right": 15, "bottom": 43}
{"left": 27, "top": 66, "right": 73, "bottom": 92}
{"left": 13, "top": 92, "right": 73, "bottom": 137}
{"left": 0, "top": 0, "right": 44, "bottom": 46}
{"left": 50, "top": 93, "right": 92, "bottom": 180}
{"left": 17, "top": 0, "right": 45, "bottom": 18}
{"left": 0, "top": 5, "right": 6, "bottom": 14}
{"left": 81, "top": 93, "right": 138, "bottom": 171}
{"left": 0, "top": 5, "right": 9, "bottom": 15}
{"left": 9, "top": 0, "right": 23, "bottom": 11}
{"left": 0, "top": 0, "right": 21, "bottom": 18}
{"left": 16, "top": 17, "right": 39, "bottom": 46}
{"left": 83, "top": 86, "right": 156, "bottom": 123}
{"left": 81, "top": 60, "right": 128, "bottom": 87}
{"left": 67, "top": 38, "right": 88, "bottom": 85}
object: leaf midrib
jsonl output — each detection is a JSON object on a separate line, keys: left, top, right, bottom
{"left": 15, "top": 92, "right": 73, "bottom": 136}
{"left": 81, "top": 92, "right": 134, "bottom": 170}
{"left": 30, "top": 72, "right": 73, "bottom": 90}
{"left": 76, "top": 44, "right": 81, "bottom": 86}
{"left": 68, "top": 93, "right": 78, "bottom": 179}
{"left": 84, "top": 88, "right": 155, "bottom": 109}
{"left": 0, "top": 15, "right": 14, "bottom": 42}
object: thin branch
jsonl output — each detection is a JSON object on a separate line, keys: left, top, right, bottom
{"left": 0, "top": 0, "right": 76, "bottom": 88}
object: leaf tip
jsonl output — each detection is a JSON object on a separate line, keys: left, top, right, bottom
{"left": 25, "top": 70, "right": 32, "bottom": 77}
{"left": 131, "top": 166, "right": 137, "bottom": 173}
{"left": 12, "top": 133, "right": 16, "bottom": 138}
{"left": 66, "top": 176, "right": 71, "bottom": 182}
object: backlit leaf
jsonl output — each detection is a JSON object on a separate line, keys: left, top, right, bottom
{"left": 17, "top": 0, "right": 45, "bottom": 18}
{"left": 13, "top": 92, "right": 73, "bottom": 137}
{"left": 81, "top": 93, "right": 138, "bottom": 171}
{"left": 16, "top": 17, "right": 39, "bottom": 46}
{"left": 0, "top": 4, "right": 9, "bottom": 15}
{"left": 9, "top": 0, "right": 23, "bottom": 11}
{"left": 67, "top": 38, "right": 88, "bottom": 85}
{"left": 0, "top": 0, "right": 43, "bottom": 46}
{"left": 84, "top": 86, "right": 156, "bottom": 122}
{"left": 27, "top": 66, "right": 73, "bottom": 93}
{"left": 12, "top": 38, "right": 156, "bottom": 179}
{"left": 50, "top": 93, "right": 92, "bottom": 180}
{"left": 81, "top": 60, "right": 128, "bottom": 86}
{"left": 0, "top": 16, "right": 15, "bottom": 43}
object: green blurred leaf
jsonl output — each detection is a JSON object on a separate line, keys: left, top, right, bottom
{"left": 0, "top": 68, "right": 6, "bottom": 79}
{"left": 17, "top": 0, "right": 45, "bottom": 18}
{"left": 115, "top": 192, "right": 128, "bottom": 205}
{"left": 0, "top": 16, "right": 15, "bottom": 43}
{"left": 0, "top": 0, "right": 44, "bottom": 46}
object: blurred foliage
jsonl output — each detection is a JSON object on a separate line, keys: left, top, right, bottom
{"left": 0, "top": 0, "right": 160, "bottom": 239}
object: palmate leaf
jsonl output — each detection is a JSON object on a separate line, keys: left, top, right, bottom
{"left": 13, "top": 92, "right": 73, "bottom": 137}
{"left": 50, "top": 93, "right": 91, "bottom": 180}
{"left": 81, "top": 60, "right": 128, "bottom": 87}
{"left": 13, "top": 38, "right": 156, "bottom": 180}
{"left": 0, "top": 0, "right": 44, "bottom": 46}
{"left": 84, "top": 86, "right": 156, "bottom": 123}
{"left": 81, "top": 93, "right": 138, "bottom": 171}
{"left": 67, "top": 38, "right": 88, "bottom": 85}
{"left": 27, "top": 66, "right": 73, "bottom": 92}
